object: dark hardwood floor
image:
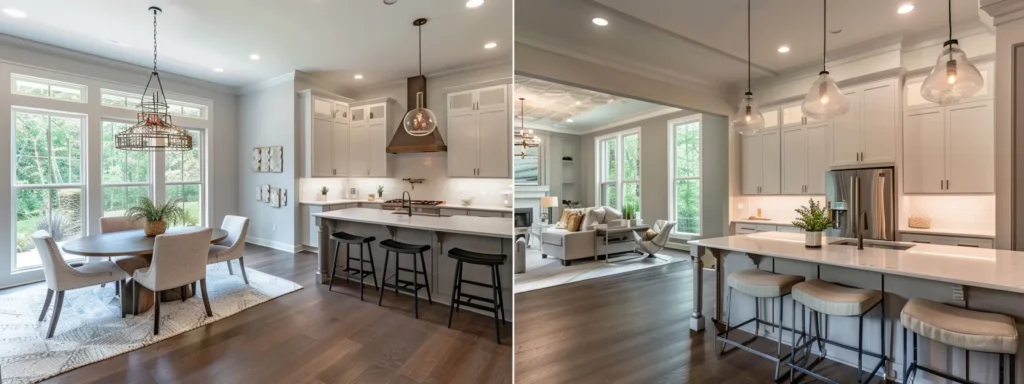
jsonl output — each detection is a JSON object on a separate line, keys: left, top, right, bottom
{"left": 514, "top": 261, "right": 877, "bottom": 384}
{"left": 26, "top": 244, "right": 510, "bottom": 384}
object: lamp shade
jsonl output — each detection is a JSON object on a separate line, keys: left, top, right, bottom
{"left": 730, "top": 92, "right": 765, "bottom": 136}
{"left": 920, "top": 40, "right": 983, "bottom": 105}
{"left": 801, "top": 71, "right": 850, "bottom": 120}
{"left": 540, "top": 196, "right": 559, "bottom": 208}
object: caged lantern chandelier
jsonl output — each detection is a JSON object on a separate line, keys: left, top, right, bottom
{"left": 801, "top": 0, "right": 850, "bottom": 120}
{"left": 402, "top": 18, "right": 438, "bottom": 137}
{"left": 115, "top": 7, "right": 192, "bottom": 151}
{"left": 919, "top": 0, "right": 983, "bottom": 105}
{"left": 729, "top": 0, "right": 765, "bottom": 135}
{"left": 515, "top": 98, "right": 540, "bottom": 159}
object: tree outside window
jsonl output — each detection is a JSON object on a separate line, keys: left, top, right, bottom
{"left": 596, "top": 129, "right": 640, "bottom": 213}
{"left": 670, "top": 117, "right": 701, "bottom": 235}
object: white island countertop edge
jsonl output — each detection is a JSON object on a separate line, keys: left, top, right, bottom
{"left": 314, "top": 208, "right": 511, "bottom": 238}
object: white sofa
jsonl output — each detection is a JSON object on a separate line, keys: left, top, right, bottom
{"left": 540, "top": 206, "right": 625, "bottom": 266}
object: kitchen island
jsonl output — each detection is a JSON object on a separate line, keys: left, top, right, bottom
{"left": 688, "top": 232, "right": 1024, "bottom": 382}
{"left": 313, "top": 208, "right": 512, "bottom": 319}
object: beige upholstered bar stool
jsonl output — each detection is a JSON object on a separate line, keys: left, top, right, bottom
{"left": 901, "top": 298, "right": 1018, "bottom": 384}
{"left": 788, "top": 279, "right": 886, "bottom": 383}
{"left": 719, "top": 269, "right": 805, "bottom": 381}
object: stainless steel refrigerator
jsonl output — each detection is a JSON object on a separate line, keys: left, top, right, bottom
{"left": 825, "top": 167, "right": 896, "bottom": 240}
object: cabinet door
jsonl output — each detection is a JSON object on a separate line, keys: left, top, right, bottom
{"left": 781, "top": 127, "right": 808, "bottom": 195}
{"left": 780, "top": 103, "right": 804, "bottom": 128}
{"left": 447, "top": 111, "right": 479, "bottom": 177}
{"left": 760, "top": 130, "right": 781, "bottom": 194}
{"left": 762, "top": 107, "right": 780, "bottom": 130}
{"left": 311, "top": 118, "right": 334, "bottom": 177}
{"left": 333, "top": 102, "right": 349, "bottom": 121}
{"left": 350, "top": 107, "right": 366, "bottom": 123}
{"left": 448, "top": 90, "right": 475, "bottom": 114}
{"left": 861, "top": 82, "right": 897, "bottom": 164}
{"left": 313, "top": 97, "right": 334, "bottom": 119}
{"left": 349, "top": 122, "right": 370, "bottom": 176}
{"left": 368, "top": 104, "right": 386, "bottom": 122}
{"left": 477, "top": 107, "right": 510, "bottom": 177}
{"left": 831, "top": 88, "right": 861, "bottom": 166}
{"left": 740, "top": 134, "right": 762, "bottom": 195}
{"left": 946, "top": 102, "right": 994, "bottom": 193}
{"left": 368, "top": 120, "right": 388, "bottom": 177}
{"left": 477, "top": 85, "right": 508, "bottom": 111}
{"left": 902, "top": 108, "right": 945, "bottom": 193}
{"left": 805, "top": 123, "right": 829, "bottom": 194}
{"left": 332, "top": 121, "right": 350, "bottom": 176}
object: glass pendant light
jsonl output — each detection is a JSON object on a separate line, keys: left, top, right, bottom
{"left": 403, "top": 18, "right": 438, "bottom": 137}
{"left": 730, "top": 0, "right": 765, "bottom": 135}
{"left": 801, "top": 0, "right": 850, "bottom": 120}
{"left": 920, "top": 0, "right": 983, "bottom": 105}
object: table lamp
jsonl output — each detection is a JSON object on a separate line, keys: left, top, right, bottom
{"left": 540, "top": 196, "right": 559, "bottom": 224}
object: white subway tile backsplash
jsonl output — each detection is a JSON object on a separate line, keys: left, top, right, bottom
{"left": 733, "top": 195, "right": 826, "bottom": 223}
{"left": 900, "top": 195, "right": 995, "bottom": 235}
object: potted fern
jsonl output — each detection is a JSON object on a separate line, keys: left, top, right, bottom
{"left": 792, "top": 199, "right": 833, "bottom": 247}
{"left": 125, "top": 197, "right": 189, "bottom": 236}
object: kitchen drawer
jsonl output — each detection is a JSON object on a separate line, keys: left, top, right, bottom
{"left": 440, "top": 208, "right": 469, "bottom": 216}
{"left": 469, "top": 210, "right": 504, "bottom": 218}
{"left": 755, "top": 224, "right": 778, "bottom": 232}
{"left": 900, "top": 233, "right": 994, "bottom": 249}
{"left": 359, "top": 202, "right": 382, "bottom": 208}
{"left": 735, "top": 223, "right": 757, "bottom": 234}
{"left": 778, "top": 226, "right": 804, "bottom": 234}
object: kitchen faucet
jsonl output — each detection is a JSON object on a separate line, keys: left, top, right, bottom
{"left": 402, "top": 191, "right": 412, "bottom": 217}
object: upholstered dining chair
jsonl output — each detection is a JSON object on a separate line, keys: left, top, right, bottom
{"left": 634, "top": 220, "right": 677, "bottom": 258}
{"left": 98, "top": 216, "right": 146, "bottom": 295}
{"left": 207, "top": 215, "right": 250, "bottom": 284}
{"left": 32, "top": 230, "right": 129, "bottom": 339}
{"left": 133, "top": 228, "right": 213, "bottom": 335}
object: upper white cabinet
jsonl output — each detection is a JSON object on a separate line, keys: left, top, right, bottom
{"left": 740, "top": 129, "right": 780, "bottom": 195}
{"left": 447, "top": 84, "right": 510, "bottom": 178}
{"left": 302, "top": 93, "right": 353, "bottom": 177}
{"left": 830, "top": 79, "right": 897, "bottom": 167}
{"left": 782, "top": 122, "right": 830, "bottom": 195}
{"left": 903, "top": 101, "right": 994, "bottom": 194}
{"left": 348, "top": 100, "right": 395, "bottom": 177}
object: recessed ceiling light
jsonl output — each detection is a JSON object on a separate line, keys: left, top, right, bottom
{"left": 777, "top": 46, "right": 790, "bottom": 53}
{"left": 2, "top": 8, "right": 27, "bottom": 18}
{"left": 592, "top": 17, "right": 609, "bottom": 26}
{"left": 575, "top": 101, "right": 581, "bottom": 105}
{"left": 249, "top": 54, "right": 260, "bottom": 60}
{"left": 354, "top": 74, "right": 364, "bottom": 79}
{"left": 466, "top": 0, "right": 484, "bottom": 8}
{"left": 484, "top": 42, "right": 497, "bottom": 49}
{"left": 566, "top": 118, "right": 574, "bottom": 123}
{"left": 897, "top": 4, "right": 914, "bottom": 14}
{"left": 213, "top": 68, "right": 224, "bottom": 73}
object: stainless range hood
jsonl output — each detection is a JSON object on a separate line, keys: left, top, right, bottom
{"left": 386, "top": 75, "right": 447, "bottom": 154}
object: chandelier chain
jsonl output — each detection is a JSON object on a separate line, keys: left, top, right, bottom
{"left": 153, "top": 9, "right": 158, "bottom": 72}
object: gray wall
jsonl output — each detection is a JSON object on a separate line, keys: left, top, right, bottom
{"left": 580, "top": 111, "right": 729, "bottom": 239}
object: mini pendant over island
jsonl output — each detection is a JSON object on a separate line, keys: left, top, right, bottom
{"left": 920, "top": 0, "right": 984, "bottom": 105}
{"left": 801, "top": 0, "right": 849, "bottom": 120}
{"left": 402, "top": 18, "right": 438, "bottom": 137}
{"left": 730, "top": 0, "right": 765, "bottom": 136}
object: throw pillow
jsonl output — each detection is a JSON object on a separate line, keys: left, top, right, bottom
{"left": 581, "top": 207, "right": 606, "bottom": 230}
{"left": 557, "top": 209, "right": 572, "bottom": 227}
{"left": 604, "top": 206, "right": 623, "bottom": 222}
{"left": 566, "top": 211, "right": 586, "bottom": 232}
{"left": 643, "top": 229, "right": 659, "bottom": 241}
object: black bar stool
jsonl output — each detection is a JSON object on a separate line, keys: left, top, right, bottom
{"left": 329, "top": 231, "right": 378, "bottom": 301}
{"left": 378, "top": 239, "right": 432, "bottom": 318}
{"left": 446, "top": 247, "right": 507, "bottom": 344}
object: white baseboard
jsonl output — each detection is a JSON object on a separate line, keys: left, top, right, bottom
{"left": 246, "top": 236, "right": 302, "bottom": 253}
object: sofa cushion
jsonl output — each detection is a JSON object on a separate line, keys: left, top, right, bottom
{"left": 582, "top": 207, "right": 606, "bottom": 230}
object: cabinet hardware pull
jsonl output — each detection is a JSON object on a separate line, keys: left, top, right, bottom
{"left": 957, "top": 244, "right": 979, "bottom": 248}
{"left": 946, "top": 180, "right": 950, "bottom": 190}
{"left": 912, "top": 240, "right": 931, "bottom": 244}
{"left": 940, "top": 180, "right": 943, "bottom": 190}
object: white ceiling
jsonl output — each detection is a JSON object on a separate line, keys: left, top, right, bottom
{"left": 516, "top": 0, "right": 984, "bottom": 92}
{"left": 514, "top": 76, "right": 675, "bottom": 133}
{"left": 0, "top": 0, "right": 512, "bottom": 89}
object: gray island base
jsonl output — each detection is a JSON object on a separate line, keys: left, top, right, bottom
{"left": 314, "top": 208, "right": 512, "bottom": 320}
{"left": 689, "top": 232, "right": 1024, "bottom": 383}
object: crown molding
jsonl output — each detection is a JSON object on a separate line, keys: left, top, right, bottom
{"left": 348, "top": 59, "right": 511, "bottom": 96}
{"left": 981, "top": 0, "right": 1024, "bottom": 25}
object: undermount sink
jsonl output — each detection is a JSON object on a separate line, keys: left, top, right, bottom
{"left": 389, "top": 211, "right": 452, "bottom": 217}
{"left": 829, "top": 239, "right": 917, "bottom": 250}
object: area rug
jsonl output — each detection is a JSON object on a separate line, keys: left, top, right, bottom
{"left": 512, "top": 247, "right": 689, "bottom": 293}
{"left": 0, "top": 263, "right": 302, "bottom": 384}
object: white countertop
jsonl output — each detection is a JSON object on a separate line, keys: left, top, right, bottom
{"left": 313, "top": 208, "right": 511, "bottom": 238}
{"left": 689, "top": 232, "right": 1024, "bottom": 294}
{"left": 301, "top": 200, "right": 511, "bottom": 213}
{"left": 300, "top": 199, "right": 383, "bottom": 206}
{"left": 436, "top": 203, "right": 512, "bottom": 213}
{"left": 898, "top": 227, "right": 996, "bottom": 239}
{"left": 732, "top": 219, "right": 797, "bottom": 226}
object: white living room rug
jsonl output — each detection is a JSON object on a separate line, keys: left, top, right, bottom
{"left": 512, "top": 248, "right": 689, "bottom": 293}
{"left": 0, "top": 264, "right": 302, "bottom": 384}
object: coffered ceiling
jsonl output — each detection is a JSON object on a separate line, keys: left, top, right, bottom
{"left": 514, "top": 76, "right": 676, "bottom": 133}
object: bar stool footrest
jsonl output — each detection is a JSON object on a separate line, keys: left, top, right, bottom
{"left": 396, "top": 267, "right": 427, "bottom": 275}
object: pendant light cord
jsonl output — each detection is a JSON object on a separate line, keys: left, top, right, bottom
{"left": 822, "top": 0, "right": 826, "bottom": 72}
{"left": 152, "top": 9, "right": 158, "bottom": 72}
{"left": 747, "top": 0, "right": 751, "bottom": 93}
{"left": 948, "top": 0, "right": 952, "bottom": 41}
{"left": 418, "top": 24, "right": 422, "bottom": 76}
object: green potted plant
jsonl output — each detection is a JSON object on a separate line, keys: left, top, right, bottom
{"left": 621, "top": 204, "right": 639, "bottom": 227}
{"left": 792, "top": 198, "right": 833, "bottom": 247}
{"left": 125, "top": 197, "right": 189, "bottom": 236}
{"left": 376, "top": 185, "right": 384, "bottom": 198}
{"left": 318, "top": 186, "right": 329, "bottom": 201}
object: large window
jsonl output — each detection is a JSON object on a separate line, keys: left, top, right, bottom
{"left": 165, "top": 129, "right": 204, "bottom": 227}
{"left": 11, "top": 74, "right": 86, "bottom": 103}
{"left": 101, "top": 121, "right": 151, "bottom": 217}
{"left": 13, "top": 109, "right": 86, "bottom": 270}
{"left": 100, "top": 89, "right": 207, "bottom": 119}
{"left": 669, "top": 116, "right": 701, "bottom": 235}
{"left": 596, "top": 129, "right": 640, "bottom": 213}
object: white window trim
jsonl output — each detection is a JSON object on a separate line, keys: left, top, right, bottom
{"left": 100, "top": 119, "right": 154, "bottom": 216}
{"left": 667, "top": 115, "right": 703, "bottom": 238}
{"left": 11, "top": 73, "right": 89, "bottom": 104}
{"left": 99, "top": 88, "right": 209, "bottom": 120}
{"left": 594, "top": 127, "right": 641, "bottom": 212}
{"left": 164, "top": 127, "right": 206, "bottom": 226}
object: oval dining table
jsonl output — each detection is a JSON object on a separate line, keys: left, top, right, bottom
{"left": 61, "top": 226, "right": 228, "bottom": 314}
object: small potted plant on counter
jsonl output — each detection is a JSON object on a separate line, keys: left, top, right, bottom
{"left": 125, "top": 197, "right": 188, "bottom": 236}
{"left": 318, "top": 186, "right": 329, "bottom": 202}
{"left": 376, "top": 185, "right": 384, "bottom": 199}
{"left": 792, "top": 198, "right": 832, "bottom": 247}
{"left": 621, "top": 204, "right": 638, "bottom": 227}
